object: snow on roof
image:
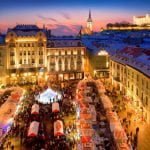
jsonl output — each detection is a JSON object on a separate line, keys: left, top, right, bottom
{"left": 13, "top": 24, "right": 40, "bottom": 30}
{"left": 111, "top": 46, "right": 150, "bottom": 77}
{"left": 47, "top": 38, "right": 83, "bottom": 47}
{"left": 14, "top": 30, "right": 38, "bottom": 36}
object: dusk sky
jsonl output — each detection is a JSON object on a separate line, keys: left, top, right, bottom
{"left": 0, "top": 0, "right": 149, "bottom": 35}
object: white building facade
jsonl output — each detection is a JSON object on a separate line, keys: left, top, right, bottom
{"left": 133, "top": 14, "right": 150, "bottom": 26}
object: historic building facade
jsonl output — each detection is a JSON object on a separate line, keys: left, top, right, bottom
{"left": 110, "top": 47, "right": 150, "bottom": 122}
{"left": 47, "top": 38, "right": 86, "bottom": 82}
{"left": 133, "top": 14, "right": 150, "bottom": 26}
{"left": 0, "top": 25, "right": 86, "bottom": 85}
{"left": 5, "top": 25, "right": 47, "bottom": 84}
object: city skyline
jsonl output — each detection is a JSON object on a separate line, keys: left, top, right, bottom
{"left": 0, "top": 0, "right": 149, "bottom": 35}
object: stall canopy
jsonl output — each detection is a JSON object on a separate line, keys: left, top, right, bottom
{"left": 54, "top": 120, "right": 64, "bottom": 136}
{"left": 52, "top": 102, "right": 60, "bottom": 113}
{"left": 38, "top": 88, "right": 61, "bottom": 104}
{"left": 81, "top": 136, "right": 91, "bottom": 143}
{"left": 28, "top": 121, "right": 39, "bottom": 137}
{"left": 31, "top": 104, "right": 39, "bottom": 115}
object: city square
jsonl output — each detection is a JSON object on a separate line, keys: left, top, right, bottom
{"left": 0, "top": 0, "right": 150, "bottom": 150}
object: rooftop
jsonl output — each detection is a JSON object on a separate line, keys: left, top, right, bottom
{"left": 111, "top": 46, "right": 150, "bottom": 77}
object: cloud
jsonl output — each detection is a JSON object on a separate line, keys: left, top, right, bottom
{"left": 46, "top": 24, "right": 80, "bottom": 35}
{"left": 60, "top": 12, "right": 71, "bottom": 20}
{"left": 37, "top": 15, "right": 58, "bottom": 22}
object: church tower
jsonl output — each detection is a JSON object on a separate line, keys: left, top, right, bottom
{"left": 87, "top": 10, "right": 93, "bottom": 32}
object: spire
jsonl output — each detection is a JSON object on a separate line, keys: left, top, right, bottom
{"left": 89, "top": 10, "right": 91, "bottom": 19}
{"left": 87, "top": 9, "right": 92, "bottom": 22}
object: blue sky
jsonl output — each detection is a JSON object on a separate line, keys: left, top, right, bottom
{"left": 0, "top": 0, "right": 149, "bottom": 35}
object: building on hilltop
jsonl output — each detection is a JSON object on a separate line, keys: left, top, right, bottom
{"left": 133, "top": 14, "right": 150, "bottom": 26}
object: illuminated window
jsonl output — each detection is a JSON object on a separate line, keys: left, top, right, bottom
{"left": 10, "top": 60, "right": 15, "bottom": 65}
{"left": 0, "top": 59, "right": 2, "bottom": 65}
{"left": 32, "top": 59, "right": 35, "bottom": 64}
{"left": 19, "top": 59, "right": 22, "bottom": 64}
{"left": 136, "top": 88, "right": 138, "bottom": 96}
{"left": 39, "top": 59, "right": 43, "bottom": 64}
{"left": 10, "top": 51, "right": 14, "bottom": 56}
{"left": 145, "top": 97, "right": 148, "bottom": 105}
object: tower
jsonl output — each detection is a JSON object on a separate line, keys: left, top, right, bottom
{"left": 87, "top": 10, "right": 93, "bottom": 32}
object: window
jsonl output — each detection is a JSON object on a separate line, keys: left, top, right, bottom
{"left": 24, "top": 59, "right": 26, "bottom": 64}
{"left": 39, "top": 51, "right": 43, "bottom": 55}
{"left": 59, "top": 51, "right": 61, "bottom": 55}
{"left": 136, "top": 88, "right": 138, "bottom": 96}
{"left": 145, "top": 97, "right": 148, "bottom": 106}
{"left": 10, "top": 60, "right": 15, "bottom": 65}
{"left": 0, "top": 52, "right": 2, "bottom": 57}
{"left": 32, "top": 51, "right": 35, "bottom": 55}
{"left": 146, "top": 82, "right": 148, "bottom": 89}
{"left": 20, "top": 52, "right": 22, "bottom": 56}
{"left": 131, "top": 85, "right": 133, "bottom": 91}
{"left": 77, "top": 50, "right": 81, "bottom": 55}
{"left": 28, "top": 51, "right": 30, "bottom": 55}
{"left": 10, "top": 33, "right": 13, "bottom": 37}
{"left": 132, "top": 72, "right": 134, "bottom": 78}
{"left": 39, "top": 59, "right": 43, "bottom": 64}
{"left": 32, "top": 59, "right": 35, "bottom": 64}
{"left": 19, "top": 59, "right": 22, "bottom": 64}
{"left": 10, "top": 51, "right": 14, "bottom": 56}
{"left": 24, "top": 51, "right": 26, "bottom": 55}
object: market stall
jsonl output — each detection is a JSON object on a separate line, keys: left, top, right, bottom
{"left": 54, "top": 120, "right": 64, "bottom": 136}
{"left": 28, "top": 121, "right": 39, "bottom": 137}
{"left": 52, "top": 102, "right": 60, "bottom": 113}
{"left": 31, "top": 104, "right": 39, "bottom": 115}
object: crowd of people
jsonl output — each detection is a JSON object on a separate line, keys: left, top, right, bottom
{"left": 0, "top": 82, "right": 78, "bottom": 150}
{"left": 105, "top": 85, "right": 141, "bottom": 150}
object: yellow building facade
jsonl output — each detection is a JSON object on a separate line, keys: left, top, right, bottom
{"left": 0, "top": 25, "right": 86, "bottom": 85}
{"left": 110, "top": 59, "right": 150, "bottom": 123}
